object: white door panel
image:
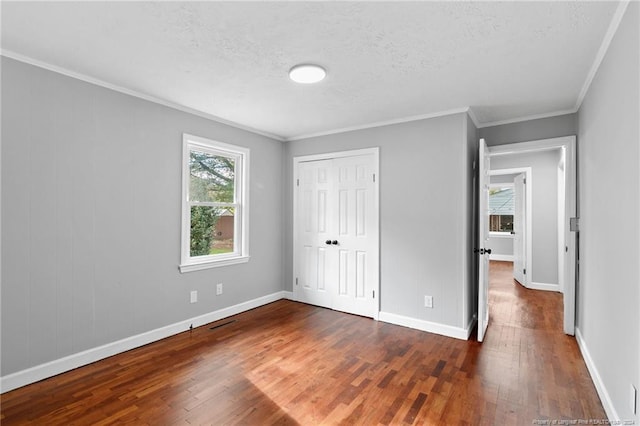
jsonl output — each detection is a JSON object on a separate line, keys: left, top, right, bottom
{"left": 295, "top": 153, "right": 378, "bottom": 318}
{"left": 477, "top": 139, "right": 491, "bottom": 342}
{"left": 331, "top": 155, "right": 376, "bottom": 317}
{"left": 513, "top": 173, "right": 526, "bottom": 285}
{"left": 297, "top": 160, "right": 332, "bottom": 308}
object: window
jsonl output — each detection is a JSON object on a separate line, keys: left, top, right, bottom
{"left": 489, "top": 186, "right": 514, "bottom": 233}
{"left": 180, "top": 134, "right": 249, "bottom": 272}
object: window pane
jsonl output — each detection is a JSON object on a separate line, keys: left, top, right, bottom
{"left": 500, "top": 215, "right": 513, "bottom": 232}
{"left": 489, "top": 215, "right": 514, "bottom": 232}
{"left": 190, "top": 206, "right": 235, "bottom": 257}
{"left": 189, "top": 150, "right": 235, "bottom": 203}
{"left": 210, "top": 208, "right": 235, "bottom": 255}
{"left": 489, "top": 188, "right": 514, "bottom": 215}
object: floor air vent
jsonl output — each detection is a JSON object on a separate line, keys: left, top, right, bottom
{"left": 210, "top": 320, "right": 236, "bottom": 330}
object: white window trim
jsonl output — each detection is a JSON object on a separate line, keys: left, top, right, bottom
{"left": 489, "top": 231, "right": 514, "bottom": 238}
{"left": 179, "top": 133, "right": 250, "bottom": 273}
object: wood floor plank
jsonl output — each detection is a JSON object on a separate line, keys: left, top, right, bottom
{"left": 0, "top": 261, "right": 606, "bottom": 425}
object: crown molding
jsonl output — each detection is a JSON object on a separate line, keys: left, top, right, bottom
{"left": 0, "top": 50, "right": 287, "bottom": 142}
{"left": 476, "top": 108, "right": 578, "bottom": 129}
{"left": 466, "top": 107, "right": 480, "bottom": 128}
{"left": 286, "top": 107, "right": 472, "bottom": 141}
{"left": 574, "top": 0, "right": 631, "bottom": 111}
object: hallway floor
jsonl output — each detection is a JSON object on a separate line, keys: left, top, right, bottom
{"left": 482, "top": 260, "right": 605, "bottom": 423}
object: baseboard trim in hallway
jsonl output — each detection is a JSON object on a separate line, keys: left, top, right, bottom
{"left": 575, "top": 327, "right": 619, "bottom": 422}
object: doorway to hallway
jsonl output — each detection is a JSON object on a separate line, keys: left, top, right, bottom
{"left": 488, "top": 260, "right": 563, "bottom": 331}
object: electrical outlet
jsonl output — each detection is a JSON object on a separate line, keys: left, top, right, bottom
{"left": 631, "top": 384, "right": 637, "bottom": 415}
{"left": 190, "top": 290, "right": 198, "bottom": 304}
{"left": 424, "top": 295, "right": 433, "bottom": 308}
{"left": 216, "top": 283, "right": 223, "bottom": 296}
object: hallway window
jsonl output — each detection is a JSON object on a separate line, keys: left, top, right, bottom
{"left": 180, "top": 134, "right": 250, "bottom": 272}
{"left": 489, "top": 187, "right": 514, "bottom": 232}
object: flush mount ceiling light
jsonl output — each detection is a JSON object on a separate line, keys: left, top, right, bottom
{"left": 289, "top": 64, "right": 326, "bottom": 84}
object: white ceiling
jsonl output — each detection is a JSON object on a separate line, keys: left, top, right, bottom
{"left": 1, "top": 1, "right": 620, "bottom": 141}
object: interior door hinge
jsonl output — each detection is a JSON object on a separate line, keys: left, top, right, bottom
{"left": 372, "top": 290, "right": 375, "bottom": 298}
{"left": 295, "top": 277, "right": 298, "bottom": 285}
{"left": 296, "top": 179, "right": 299, "bottom": 187}
{"left": 570, "top": 217, "right": 580, "bottom": 232}
{"left": 373, "top": 173, "right": 376, "bottom": 183}
{"left": 523, "top": 178, "right": 526, "bottom": 184}
{"left": 523, "top": 269, "right": 526, "bottom": 275}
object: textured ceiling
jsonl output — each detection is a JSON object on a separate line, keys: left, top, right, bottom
{"left": 1, "top": 1, "right": 619, "bottom": 140}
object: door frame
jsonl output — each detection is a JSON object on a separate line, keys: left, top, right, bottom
{"left": 488, "top": 136, "right": 577, "bottom": 335}
{"left": 488, "top": 167, "right": 533, "bottom": 288}
{"left": 292, "top": 147, "right": 380, "bottom": 320}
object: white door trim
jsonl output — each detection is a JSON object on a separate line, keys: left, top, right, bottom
{"left": 292, "top": 148, "right": 380, "bottom": 320}
{"left": 488, "top": 136, "right": 577, "bottom": 335}
{"left": 489, "top": 167, "right": 533, "bottom": 288}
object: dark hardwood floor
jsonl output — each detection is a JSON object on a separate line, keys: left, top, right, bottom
{"left": 1, "top": 261, "right": 605, "bottom": 425}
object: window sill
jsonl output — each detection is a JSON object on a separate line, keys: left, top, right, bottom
{"left": 179, "top": 255, "right": 250, "bottom": 273}
{"left": 489, "top": 232, "right": 514, "bottom": 238}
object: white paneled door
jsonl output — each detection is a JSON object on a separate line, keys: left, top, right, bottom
{"left": 295, "top": 150, "right": 378, "bottom": 319}
{"left": 477, "top": 139, "right": 491, "bottom": 342}
{"left": 513, "top": 173, "right": 526, "bottom": 286}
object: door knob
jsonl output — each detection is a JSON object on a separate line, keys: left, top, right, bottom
{"left": 325, "top": 240, "right": 332, "bottom": 245}
{"left": 475, "top": 248, "right": 492, "bottom": 255}
{"left": 331, "top": 240, "right": 339, "bottom": 245}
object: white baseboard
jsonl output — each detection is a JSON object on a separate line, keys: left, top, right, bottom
{"left": 489, "top": 254, "right": 514, "bottom": 262}
{"left": 575, "top": 327, "right": 619, "bottom": 422}
{"left": 379, "top": 311, "right": 473, "bottom": 340}
{"left": 0, "top": 291, "right": 288, "bottom": 394}
{"left": 466, "top": 314, "right": 478, "bottom": 340}
{"left": 282, "top": 291, "right": 294, "bottom": 300}
{"left": 529, "top": 282, "right": 560, "bottom": 292}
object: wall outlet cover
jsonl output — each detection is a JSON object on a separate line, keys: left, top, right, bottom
{"left": 424, "top": 295, "right": 433, "bottom": 308}
{"left": 190, "top": 290, "right": 198, "bottom": 304}
{"left": 216, "top": 283, "right": 223, "bottom": 296}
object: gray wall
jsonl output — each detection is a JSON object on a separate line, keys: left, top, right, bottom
{"left": 480, "top": 113, "right": 577, "bottom": 147}
{"left": 284, "top": 113, "right": 473, "bottom": 328}
{"left": 491, "top": 150, "right": 560, "bottom": 285}
{"left": 488, "top": 236, "right": 513, "bottom": 257}
{"left": 1, "top": 58, "right": 285, "bottom": 376}
{"left": 490, "top": 174, "right": 518, "bottom": 184}
{"left": 577, "top": 2, "right": 639, "bottom": 422}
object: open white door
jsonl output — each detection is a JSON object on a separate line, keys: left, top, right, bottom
{"left": 477, "top": 139, "right": 491, "bottom": 342}
{"left": 513, "top": 173, "right": 526, "bottom": 285}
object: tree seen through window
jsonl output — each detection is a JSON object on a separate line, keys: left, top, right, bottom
{"left": 189, "top": 150, "right": 236, "bottom": 257}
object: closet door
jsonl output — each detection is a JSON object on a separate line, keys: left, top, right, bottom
{"left": 297, "top": 159, "right": 333, "bottom": 309}
{"left": 295, "top": 153, "right": 377, "bottom": 318}
{"left": 329, "top": 155, "right": 376, "bottom": 317}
